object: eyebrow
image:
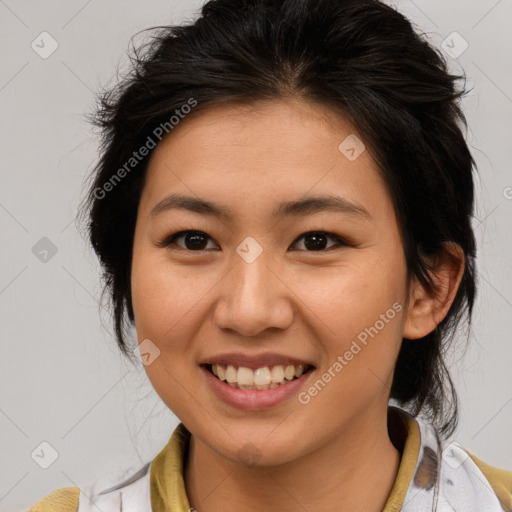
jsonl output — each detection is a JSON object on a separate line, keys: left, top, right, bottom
{"left": 150, "top": 193, "right": 371, "bottom": 221}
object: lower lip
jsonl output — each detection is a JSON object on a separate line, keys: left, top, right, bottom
{"left": 200, "top": 365, "right": 314, "bottom": 410}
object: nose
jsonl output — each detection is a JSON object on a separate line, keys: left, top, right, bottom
{"left": 213, "top": 249, "right": 295, "bottom": 337}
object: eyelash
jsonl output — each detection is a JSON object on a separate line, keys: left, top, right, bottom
{"left": 157, "top": 228, "right": 353, "bottom": 252}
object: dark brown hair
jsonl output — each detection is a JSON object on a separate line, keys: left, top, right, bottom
{"left": 79, "top": 0, "right": 477, "bottom": 438}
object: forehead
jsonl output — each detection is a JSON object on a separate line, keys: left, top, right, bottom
{"left": 151, "top": 97, "right": 367, "bottom": 161}
{"left": 140, "top": 98, "right": 392, "bottom": 223}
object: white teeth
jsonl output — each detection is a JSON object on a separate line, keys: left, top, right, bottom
{"left": 225, "top": 365, "right": 237, "bottom": 383}
{"left": 294, "top": 364, "right": 305, "bottom": 377}
{"left": 237, "top": 367, "right": 254, "bottom": 386}
{"left": 284, "top": 365, "right": 295, "bottom": 380}
{"left": 270, "top": 365, "right": 284, "bottom": 383}
{"left": 211, "top": 363, "right": 309, "bottom": 389}
{"left": 253, "top": 367, "right": 271, "bottom": 386}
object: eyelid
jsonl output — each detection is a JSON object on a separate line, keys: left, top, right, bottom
{"left": 156, "top": 229, "right": 219, "bottom": 249}
{"left": 290, "top": 231, "right": 352, "bottom": 251}
{"left": 158, "top": 229, "right": 354, "bottom": 251}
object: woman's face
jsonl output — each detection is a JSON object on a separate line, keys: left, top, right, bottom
{"left": 131, "top": 98, "right": 411, "bottom": 465}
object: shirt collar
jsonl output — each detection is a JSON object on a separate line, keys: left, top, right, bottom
{"left": 150, "top": 405, "right": 422, "bottom": 512}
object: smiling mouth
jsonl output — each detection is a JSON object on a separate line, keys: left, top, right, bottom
{"left": 204, "top": 363, "right": 314, "bottom": 390}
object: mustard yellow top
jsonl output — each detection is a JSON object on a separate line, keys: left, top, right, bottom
{"left": 28, "top": 407, "right": 512, "bottom": 512}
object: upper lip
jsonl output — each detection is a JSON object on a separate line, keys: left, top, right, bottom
{"left": 201, "top": 352, "right": 315, "bottom": 370}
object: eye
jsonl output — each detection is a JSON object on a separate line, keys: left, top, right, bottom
{"left": 160, "top": 230, "right": 219, "bottom": 251}
{"left": 290, "top": 231, "right": 350, "bottom": 252}
{"left": 159, "top": 229, "right": 350, "bottom": 252}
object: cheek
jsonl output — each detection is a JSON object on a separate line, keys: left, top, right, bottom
{"left": 300, "top": 251, "right": 407, "bottom": 393}
{"left": 130, "top": 245, "right": 224, "bottom": 361}
{"left": 132, "top": 247, "right": 190, "bottom": 330}
{"left": 298, "top": 254, "right": 405, "bottom": 338}
{"left": 131, "top": 247, "right": 168, "bottom": 334}
{"left": 130, "top": 247, "right": 206, "bottom": 410}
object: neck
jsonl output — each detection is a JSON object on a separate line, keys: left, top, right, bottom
{"left": 183, "top": 407, "right": 402, "bottom": 512}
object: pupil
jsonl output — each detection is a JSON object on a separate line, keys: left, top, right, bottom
{"left": 184, "top": 232, "right": 328, "bottom": 251}
{"left": 305, "top": 233, "right": 327, "bottom": 251}
{"left": 185, "top": 232, "right": 207, "bottom": 250}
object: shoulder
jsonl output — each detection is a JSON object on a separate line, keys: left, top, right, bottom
{"left": 466, "top": 449, "right": 512, "bottom": 511}
{"left": 27, "top": 461, "right": 153, "bottom": 512}
{"left": 439, "top": 441, "right": 512, "bottom": 512}
{"left": 28, "top": 487, "right": 80, "bottom": 512}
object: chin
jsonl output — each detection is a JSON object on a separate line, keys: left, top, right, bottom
{"left": 211, "top": 431, "right": 306, "bottom": 469}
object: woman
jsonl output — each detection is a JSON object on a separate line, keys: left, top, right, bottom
{"left": 29, "top": 0, "right": 512, "bottom": 511}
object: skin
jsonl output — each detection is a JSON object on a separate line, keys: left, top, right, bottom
{"left": 130, "top": 97, "right": 464, "bottom": 512}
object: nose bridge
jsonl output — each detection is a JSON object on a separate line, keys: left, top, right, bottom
{"left": 232, "top": 237, "right": 276, "bottom": 308}
{"left": 234, "top": 247, "right": 273, "bottom": 300}
{"left": 213, "top": 240, "right": 293, "bottom": 336}
{"left": 231, "top": 235, "right": 276, "bottom": 299}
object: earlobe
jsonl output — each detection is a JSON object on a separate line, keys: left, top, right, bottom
{"left": 403, "top": 243, "right": 465, "bottom": 340}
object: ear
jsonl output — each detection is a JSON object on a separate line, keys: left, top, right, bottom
{"left": 403, "top": 242, "right": 465, "bottom": 340}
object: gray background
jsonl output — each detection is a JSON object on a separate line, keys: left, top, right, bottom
{"left": 0, "top": 0, "right": 511, "bottom": 510}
